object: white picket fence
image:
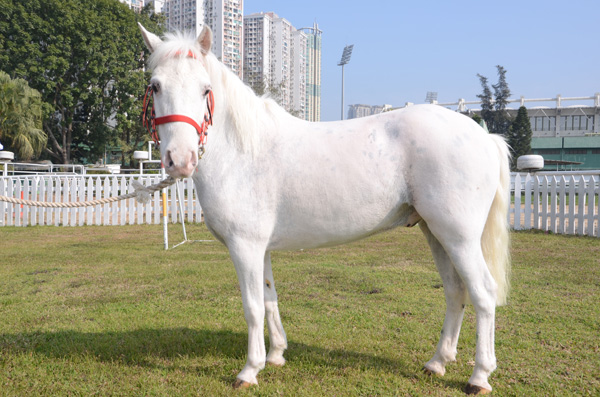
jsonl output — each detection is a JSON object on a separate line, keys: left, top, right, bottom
{"left": 1, "top": 173, "right": 599, "bottom": 237}
{"left": 510, "top": 172, "right": 599, "bottom": 237}
{"left": 0, "top": 175, "right": 202, "bottom": 227}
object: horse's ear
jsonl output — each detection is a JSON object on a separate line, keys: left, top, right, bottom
{"left": 138, "top": 23, "right": 162, "bottom": 53}
{"left": 197, "top": 25, "right": 212, "bottom": 55}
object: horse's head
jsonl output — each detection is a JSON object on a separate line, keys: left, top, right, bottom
{"left": 139, "top": 24, "right": 213, "bottom": 178}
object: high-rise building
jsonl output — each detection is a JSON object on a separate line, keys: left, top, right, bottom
{"left": 300, "top": 22, "right": 322, "bottom": 122}
{"left": 291, "top": 30, "right": 307, "bottom": 119}
{"left": 162, "top": 0, "right": 205, "bottom": 36}
{"left": 244, "top": 13, "right": 318, "bottom": 121}
{"left": 161, "top": 0, "right": 244, "bottom": 79}
{"left": 243, "top": 12, "right": 274, "bottom": 89}
{"left": 271, "top": 16, "right": 294, "bottom": 112}
{"left": 204, "top": 0, "right": 244, "bottom": 79}
{"left": 143, "top": 0, "right": 166, "bottom": 14}
{"left": 119, "top": 0, "right": 145, "bottom": 12}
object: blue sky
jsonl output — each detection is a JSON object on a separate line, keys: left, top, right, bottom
{"left": 245, "top": 0, "right": 599, "bottom": 121}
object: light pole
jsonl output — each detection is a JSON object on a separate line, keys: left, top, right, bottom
{"left": 338, "top": 44, "right": 354, "bottom": 120}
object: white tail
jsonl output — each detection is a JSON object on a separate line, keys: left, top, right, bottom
{"left": 481, "top": 134, "right": 512, "bottom": 306}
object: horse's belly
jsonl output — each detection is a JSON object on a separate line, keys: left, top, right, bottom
{"left": 267, "top": 199, "right": 416, "bottom": 251}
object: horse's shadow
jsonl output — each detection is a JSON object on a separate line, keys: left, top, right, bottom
{"left": 0, "top": 327, "right": 463, "bottom": 390}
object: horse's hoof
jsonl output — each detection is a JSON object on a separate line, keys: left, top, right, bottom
{"left": 232, "top": 379, "right": 253, "bottom": 389}
{"left": 422, "top": 364, "right": 444, "bottom": 377}
{"left": 266, "top": 356, "right": 286, "bottom": 367}
{"left": 267, "top": 360, "right": 285, "bottom": 367}
{"left": 464, "top": 383, "right": 492, "bottom": 395}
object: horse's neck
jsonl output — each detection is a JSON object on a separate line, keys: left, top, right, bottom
{"left": 197, "top": 58, "right": 307, "bottom": 182}
{"left": 208, "top": 64, "right": 291, "bottom": 157}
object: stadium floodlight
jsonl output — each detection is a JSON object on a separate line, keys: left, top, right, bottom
{"left": 338, "top": 45, "right": 354, "bottom": 67}
{"left": 338, "top": 45, "right": 354, "bottom": 120}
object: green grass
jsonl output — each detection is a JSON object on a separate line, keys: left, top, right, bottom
{"left": 0, "top": 224, "right": 599, "bottom": 396}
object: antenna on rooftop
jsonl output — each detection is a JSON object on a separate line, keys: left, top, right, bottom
{"left": 425, "top": 91, "right": 438, "bottom": 104}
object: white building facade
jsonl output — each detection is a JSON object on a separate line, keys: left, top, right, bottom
{"left": 162, "top": 0, "right": 204, "bottom": 33}
{"left": 243, "top": 12, "right": 274, "bottom": 88}
{"left": 161, "top": 0, "right": 244, "bottom": 79}
{"left": 204, "top": 0, "right": 244, "bottom": 79}
{"left": 143, "top": 0, "right": 166, "bottom": 14}
{"left": 119, "top": 0, "right": 145, "bottom": 12}
{"left": 347, "top": 104, "right": 392, "bottom": 119}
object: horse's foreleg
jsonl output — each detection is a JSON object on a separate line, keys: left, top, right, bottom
{"left": 229, "top": 241, "right": 267, "bottom": 387}
{"left": 263, "top": 252, "right": 287, "bottom": 366}
{"left": 420, "top": 222, "right": 467, "bottom": 377}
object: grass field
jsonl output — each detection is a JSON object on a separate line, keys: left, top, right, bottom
{"left": 0, "top": 224, "right": 599, "bottom": 396}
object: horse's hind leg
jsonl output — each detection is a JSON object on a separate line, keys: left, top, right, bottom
{"left": 264, "top": 252, "right": 287, "bottom": 366}
{"left": 424, "top": 223, "right": 498, "bottom": 393}
{"left": 420, "top": 222, "right": 468, "bottom": 377}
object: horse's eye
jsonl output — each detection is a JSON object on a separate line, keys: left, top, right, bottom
{"left": 151, "top": 82, "right": 160, "bottom": 93}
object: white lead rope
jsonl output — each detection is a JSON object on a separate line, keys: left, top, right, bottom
{"left": 0, "top": 176, "right": 177, "bottom": 208}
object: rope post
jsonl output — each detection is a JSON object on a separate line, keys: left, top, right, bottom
{"left": 161, "top": 165, "right": 168, "bottom": 250}
{"left": 175, "top": 179, "right": 188, "bottom": 242}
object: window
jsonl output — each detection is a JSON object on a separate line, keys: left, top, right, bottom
{"left": 536, "top": 149, "right": 560, "bottom": 155}
{"left": 559, "top": 115, "right": 595, "bottom": 131}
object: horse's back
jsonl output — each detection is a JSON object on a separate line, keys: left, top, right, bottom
{"left": 265, "top": 105, "right": 501, "bottom": 250}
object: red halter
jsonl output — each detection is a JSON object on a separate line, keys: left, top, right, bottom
{"left": 142, "top": 51, "right": 214, "bottom": 149}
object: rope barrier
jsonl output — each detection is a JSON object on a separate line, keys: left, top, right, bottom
{"left": 0, "top": 176, "right": 177, "bottom": 207}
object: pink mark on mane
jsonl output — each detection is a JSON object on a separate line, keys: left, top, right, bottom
{"left": 171, "top": 50, "right": 205, "bottom": 67}
{"left": 174, "top": 50, "right": 198, "bottom": 59}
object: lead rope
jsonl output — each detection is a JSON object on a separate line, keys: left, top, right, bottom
{"left": 0, "top": 176, "right": 177, "bottom": 208}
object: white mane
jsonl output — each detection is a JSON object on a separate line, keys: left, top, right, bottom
{"left": 203, "top": 52, "right": 286, "bottom": 155}
{"left": 148, "top": 31, "right": 287, "bottom": 155}
{"left": 147, "top": 31, "right": 201, "bottom": 70}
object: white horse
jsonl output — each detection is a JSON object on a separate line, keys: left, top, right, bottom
{"left": 139, "top": 24, "right": 511, "bottom": 395}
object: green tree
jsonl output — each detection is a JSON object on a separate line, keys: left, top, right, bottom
{"left": 507, "top": 106, "right": 533, "bottom": 170}
{"left": 476, "top": 65, "right": 512, "bottom": 135}
{"left": 0, "top": 71, "right": 47, "bottom": 160}
{"left": 492, "top": 65, "right": 511, "bottom": 136}
{"left": 0, "top": 0, "right": 163, "bottom": 164}
{"left": 476, "top": 74, "right": 493, "bottom": 129}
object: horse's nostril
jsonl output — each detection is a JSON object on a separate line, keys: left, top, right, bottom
{"left": 165, "top": 150, "right": 174, "bottom": 168}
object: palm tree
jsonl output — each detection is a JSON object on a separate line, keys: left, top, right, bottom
{"left": 0, "top": 71, "right": 47, "bottom": 160}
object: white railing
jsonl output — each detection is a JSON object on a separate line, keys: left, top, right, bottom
{"left": 431, "top": 93, "right": 600, "bottom": 112}
{"left": 2, "top": 173, "right": 599, "bottom": 238}
{"left": 0, "top": 175, "right": 202, "bottom": 227}
{"left": 0, "top": 162, "right": 86, "bottom": 176}
{"left": 510, "top": 172, "right": 599, "bottom": 237}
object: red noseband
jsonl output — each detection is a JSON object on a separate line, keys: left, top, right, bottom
{"left": 143, "top": 86, "right": 214, "bottom": 149}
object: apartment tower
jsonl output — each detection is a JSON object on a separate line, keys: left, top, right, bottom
{"left": 244, "top": 13, "right": 318, "bottom": 121}
{"left": 300, "top": 22, "right": 322, "bottom": 122}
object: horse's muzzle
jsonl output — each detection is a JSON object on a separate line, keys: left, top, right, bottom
{"left": 164, "top": 149, "right": 198, "bottom": 178}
